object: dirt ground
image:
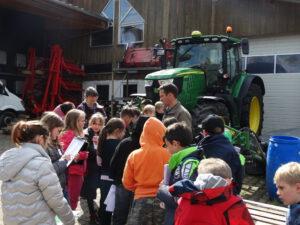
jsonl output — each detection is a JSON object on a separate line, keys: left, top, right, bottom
{"left": 0, "top": 132, "right": 283, "bottom": 225}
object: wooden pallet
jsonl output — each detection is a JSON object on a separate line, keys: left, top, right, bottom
{"left": 244, "top": 199, "right": 287, "bottom": 225}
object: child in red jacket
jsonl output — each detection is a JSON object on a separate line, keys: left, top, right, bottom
{"left": 169, "top": 158, "right": 254, "bottom": 225}
{"left": 59, "top": 109, "right": 89, "bottom": 210}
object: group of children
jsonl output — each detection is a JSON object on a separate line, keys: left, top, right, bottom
{"left": 0, "top": 85, "right": 299, "bottom": 225}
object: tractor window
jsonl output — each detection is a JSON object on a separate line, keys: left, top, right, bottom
{"left": 175, "top": 43, "right": 222, "bottom": 69}
{"left": 226, "top": 47, "right": 238, "bottom": 78}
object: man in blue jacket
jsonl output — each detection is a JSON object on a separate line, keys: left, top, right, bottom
{"left": 197, "top": 114, "right": 244, "bottom": 194}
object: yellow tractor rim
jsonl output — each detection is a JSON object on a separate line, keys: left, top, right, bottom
{"left": 249, "top": 96, "right": 261, "bottom": 133}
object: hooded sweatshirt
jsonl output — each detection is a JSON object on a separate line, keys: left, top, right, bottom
{"left": 169, "top": 174, "right": 254, "bottom": 225}
{"left": 0, "top": 143, "right": 75, "bottom": 225}
{"left": 122, "top": 117, "right": 171, "bottom": 199}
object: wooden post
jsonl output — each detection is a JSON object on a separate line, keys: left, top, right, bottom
{"left": 111, "top": 0, "right": 119, "bottom": 117}
{"left": 162, "top": 0, "right": 170, "bottom": 39}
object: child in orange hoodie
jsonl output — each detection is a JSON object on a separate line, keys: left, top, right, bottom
{"left": 122, "top": 117, "right": 171, "bottom": 225}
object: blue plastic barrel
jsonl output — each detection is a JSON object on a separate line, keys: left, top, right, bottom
{"left": 266, "top": 136, "right": 300, "bottom": 199}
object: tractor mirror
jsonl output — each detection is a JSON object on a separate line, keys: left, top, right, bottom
{"left": 241, "top": 38, "right": 249, "bottom": 55}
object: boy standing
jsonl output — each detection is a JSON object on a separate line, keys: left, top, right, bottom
{"left": 122, "top": 117, "right": 170, "bottom": 225}
{"left": 157, "top": 122, "right": 204, "bottom": 225}
{"left": 169, "top": 158, "right": 254, "bottom": 225}
{"left": 274, "top": 162, "right": 300, "bottom": 225}
{"left": 198, "top": 114, "right": 243, "bottom": 194}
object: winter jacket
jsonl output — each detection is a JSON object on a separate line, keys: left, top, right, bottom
{"left": 163, "top": 101, "right": 192, "bottom": 128}
{"left": 287, "top": 203, "right": 300, "bottom": 225}
{"left": 157, "top": 146, "right": 203, "bottom": 225}
{"left": 122, "top": 117, "right": 170, "bottom": 199}
{"left": 45, "top": 143, "right": 68, "bottom": 189}
{"left": 77, "top": 101, "right": 106, "bottom": 127}
{"left": 59, "top": 130, "right": 89, "bottom": 176}
{"left": 169, "top": 174, "right": 254, "bottom": 225}
{"left": 110, "top": 116, "right": 149, "bottom": 185}
{"left": 0, "top": 143, "right": 75, "bottom": 225}
{"left": 198, "top": 134, "right": 244, "bottom": 194}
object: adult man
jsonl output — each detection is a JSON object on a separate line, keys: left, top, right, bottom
{"left": 77, "top": 86, "right": 106, "bottom": 127}
{"left": 198, "top": 114, "right": 244, "bottom": 194}
{"left": 159, "top": 83, "right": 192, "bottom": 128}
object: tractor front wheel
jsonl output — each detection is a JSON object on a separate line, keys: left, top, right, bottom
{"left": 241, "top": 84, "right": 264, "bottom": 135}
{"left": 192, "top": 101, "right": 230, "bottom": 136}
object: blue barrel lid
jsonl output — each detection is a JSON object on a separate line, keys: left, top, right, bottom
{"left": 270, "top": 136, "right": 300, "bottom": 144}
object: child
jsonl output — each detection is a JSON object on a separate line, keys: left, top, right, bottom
{"left": 77, "top": 86, "right": 106, "bottom": 127}
{"left": 155, "top": 101, "right": 165, "bottom": 121}
{"left": 41, "top": 112, "right": 71, "bottom": 200}
{"left": 142, "top": 104, "right": 156, "bottom": 117}
{"left": 198, "top": 114, "right": 243, "bottom": 194}
{"left": 169, "top": 158, "right": 254, "bottom": 225}
{"left": 59, "top": 109, "right": 89, "bottom": 210}
{"left": 97, "top": 118, "right": 126, "bottom": 225}
{"left": 80, "top": 113, "right": 105, "bottom": 224}
{"left": 120, "top": 106, "right": 140, "bottom": 137}
{"left": 157, "top": 122, "right": 204, "bottom": 225}
{"left": 0, "top": 120, "right": 74, "bottom": 225}
{"left": 274, "top": 162, "right": 300, "bottom": 225}
{"left": 110, "top": 116, "right": 150, "bottom": 225}
{"left": 53, "top": 101, "right": 75, "bottom": 120}
{"left": 122, "top": 117, "right": 171, "bottom": 225}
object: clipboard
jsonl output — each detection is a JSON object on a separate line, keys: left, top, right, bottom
{"left": 62, "top": 137, "right": 86, "bottom": 167}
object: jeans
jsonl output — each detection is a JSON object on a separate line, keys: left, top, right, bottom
{"left": 113, "top": 183, "right": 134, "bottom": 225}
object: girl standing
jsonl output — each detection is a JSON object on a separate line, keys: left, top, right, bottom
{"left": 0, "top": 120, "right": 74, "bottom": 225}
{"left": 41, "top": 111, "right": 70, "bottom": 200}
{"left": 97, "top": 118, "right": 125, "bottom": 225}
{"left": 81, "top": 113, "right": 105, "bottom": 224}
{"left": 59, "top": 109, "right": 89, "bottom": 210}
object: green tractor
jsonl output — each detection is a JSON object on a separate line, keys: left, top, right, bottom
{"left": 145, "top": 30, "right": 265, "bottom": 136}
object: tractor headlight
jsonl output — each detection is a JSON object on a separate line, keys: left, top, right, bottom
{"left": 158, "top": 79, "right": 174, "bottom": 86}
{"left": 145, "top": 80, "right": 153, "bottom": 87}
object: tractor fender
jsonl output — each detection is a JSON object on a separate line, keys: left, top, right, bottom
{"left": 238, "top": 75, "right": 265, "bottom": 99}
{"left": 196, "top": 96, "right": 225, "bottom": 104}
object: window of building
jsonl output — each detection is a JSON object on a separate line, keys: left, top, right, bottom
{"left": 123, "top": 84, "right": 137, "bottom": 98}
{"left": 246, "top": 56, "right": 275, "bottom": 74}
{"left": 119, "top": 0, "right": 144, "bottom": 44}
{"left": 276, "top": 54, "right": 300, "bottom": 73}
{"left": 90, "top": 0, "right": 144, "bottom": 47}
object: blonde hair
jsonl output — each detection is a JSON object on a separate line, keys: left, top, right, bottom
{"left": 155, "top": 101, "right": 164, "bottom": 111}
{"left": 197, "top": 158, "right": 232, "bottom": 179}
{"left": 64, "top": 109, "right": 85, "bottom": 135}
{"left": 274, "top": 162, "right": 300, "bottom": 185}
{"left": 88, "top": 113, "right": 105, "bottom": 127}
{"left": 142, "top": 104, "right": 155, "bottom": 116}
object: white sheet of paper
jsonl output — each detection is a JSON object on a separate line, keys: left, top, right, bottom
{"left": 62, "top": 137, "right": 86, "bottom": 167}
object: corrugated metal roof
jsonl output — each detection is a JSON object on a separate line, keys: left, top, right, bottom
{"left": 0, "top": 0, "right": 109, "bottom": 30}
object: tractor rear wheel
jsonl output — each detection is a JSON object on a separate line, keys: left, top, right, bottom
{"left": 241, "top": 84, "right": 264, "bottom": 135}
{"left": 192, "top": 101, "right": 230, "bottom": 136}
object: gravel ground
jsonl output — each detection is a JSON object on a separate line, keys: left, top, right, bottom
{"left": 0, "top": 132, "right": 284, "bottom": 225}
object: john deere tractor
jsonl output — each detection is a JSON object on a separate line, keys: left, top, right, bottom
{"left": 145, "top": 30, "right": 265, "bottom": 136}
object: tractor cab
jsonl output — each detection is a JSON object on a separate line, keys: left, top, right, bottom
{"left": 145, "top": 29, "right": 249, "bottom": 111}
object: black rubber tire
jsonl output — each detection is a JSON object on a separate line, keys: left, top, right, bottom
{"left": 241, "top": 84, "right": 264, "bottom": 135}
{"left": 0, "top": 111, "right": 16, "bottom": 127}
{"left": 192, "top": 101, "right": 230, "bottom": 136}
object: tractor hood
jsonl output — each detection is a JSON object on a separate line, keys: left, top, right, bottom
{"left": 145, "top": 67, "right": 204, "bottom": 80}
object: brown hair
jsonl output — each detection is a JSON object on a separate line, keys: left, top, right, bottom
{"left": 41, "top": 111, "right": 64, "bottom": 132}
{"left": 164, "top": 122, "right": 193, "bottom": 147}
{"left": 158, "top": 83, "right": 178, "bottom": 98}
{"left": 97, "top": 118, "right": 125, "bottom": 155}
{"left": 142, "top": 104, "right": 155, "bottom": 116}
{"left": 64, "top": 109, "right": 85, "bottom": 135}
{"left": 11, "top": 120, "right": 48, "bottom": 146}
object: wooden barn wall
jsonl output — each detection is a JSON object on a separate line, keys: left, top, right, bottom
{"left": 61, "top": 0, "right": 300, "bottom": 66}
